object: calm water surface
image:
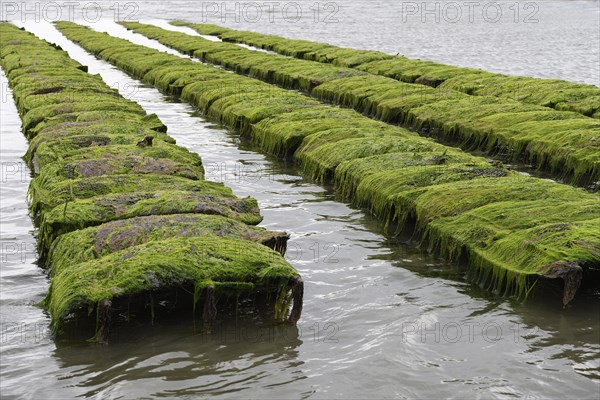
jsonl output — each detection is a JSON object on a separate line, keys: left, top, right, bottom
{"left": 0, "top": 5, "right": 599, "bottom": 399}
{"left": 3, "top": 0, "right": 599, "bottom": 85}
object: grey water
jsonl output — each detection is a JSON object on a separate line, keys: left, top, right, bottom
{"left": 0, "top": 2, "right": 599, "bottom": 399}
{"left": 1, "top": 0, "right": 598, "bottom": 85}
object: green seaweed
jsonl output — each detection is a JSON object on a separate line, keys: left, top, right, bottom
{"left": 25, "top": 120, "right": 174, "bottom": 167}
{"left": 121, "top": 22, "right": 600, "bottom": 184}
{"left": 45, "top": 236, "right": 298, "bottom": 331}
{"left": 47, "top": 214, "right": 289, "bottom": 276}
{"left": 53, "top": 21, "right": 600, "bottom": 305}
{"left": 0, "top": 23, "right": 301, "bottom": 337}
{"left": 29, "top": 174, "right": 216, "bottom": 214}
{"left": 30, "top": 140, "right": 204, "bottom": 181}
{"left": 174, "top": 21, "right": 600, "bottom": 118}
{"left": 38, "top": 188, "right": 262, "bottom": 256}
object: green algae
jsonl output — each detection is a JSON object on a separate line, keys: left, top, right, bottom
{"left": 174, "top": 22, "right": 600, "bottom": 118}
{"left": 298, "top": 134, "right": 436, "bottom": 183}
{"left": 28, "top": 174, "right": 216, "bottom": 214}
{"left": 27, "top": 111, "right": 169, "bottom": 141}
{"left": 251, "top": 107, "right": 367, "bottom": 156}
{"left": 37, "top": 188, "right": 262, "bottom": 258}
{"left": 25, "top": 121, "right": 175, "bottom": 168}
{"left": 171, "top": 21, "right": 232, "bottom": 35}
{"left": 206, "top": 92, "right": 319, "bottom": 134}
{"left": 47, "top": 214, "right": 289, "bottom": 277}
{"left": 30, "top": 140, "right": 204, "bottom": 179}
{"left": 334, "top": 148, "right": 481, "bottom": 199}
{"left": 313, "top": 77, "right": 599, "bottom": 184}
{"left": 0, "top": 23, "right": 302, "bottom": 337}
{"left": 21, "top": 96, "right": 146, "bottom": 138}
{"left": 438, "top": 74, "right": 600, "bottom": 118}
{"left": 427, "top": 209, "right": 600, "bottom": 303}
{"left": 53, "top": 21, "right": 600, "bottom": 305}
{"left": 120, "top": 22, "right": 600, "bottom": 185}
{"left": 197, "top": 24, "right": 334, "bottom": 59}
{"left": 352, "top": 164, "right": 508, "bottom": 226}
{"left": 45, "top": 236, "right": 298, "bottom": 331}
{"left": 399, "top": 177, "right": 594, "bottom": 233}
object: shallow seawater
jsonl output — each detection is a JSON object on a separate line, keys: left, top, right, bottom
{"left": 0, "top": 10, "right": 598, "bottom": 400}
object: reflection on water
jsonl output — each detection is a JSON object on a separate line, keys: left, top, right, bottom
{"left": 52, "top": 315, "right": 304, "bottom": 399}
{"left": 0, "top": 18, "right": 598, "bottom": 399}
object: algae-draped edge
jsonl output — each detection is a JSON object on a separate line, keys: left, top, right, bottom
{"left": 0, "top": 23, "right": 303, "bottom": 342}
{"left": 54, "top": 21, "right": 600, "bottom": 307}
